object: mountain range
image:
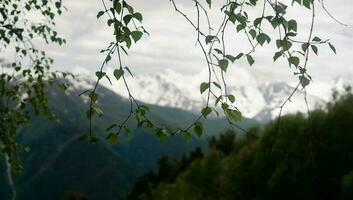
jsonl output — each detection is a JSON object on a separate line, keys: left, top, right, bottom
{"left": 1, "top": 67, "right": 351, "bottom": 199}
{"left": 97, "top": 67, "right": 351, "bottom": 121}
{"left": 0, "top": 77, "right": 256, "bottom": 200}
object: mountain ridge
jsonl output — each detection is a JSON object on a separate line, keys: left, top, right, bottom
{"left": 91, "top": 67, "right": 343, "bottom": 121}
{"left": 1, "top": 78, "right": 257, "bottom": 200}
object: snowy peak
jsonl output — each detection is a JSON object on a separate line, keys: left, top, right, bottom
{"left": 69, "top": 66, "right": 350, "bottom": 121}
{"left": 97, "top": 67, "right": 327, "bottom": 120}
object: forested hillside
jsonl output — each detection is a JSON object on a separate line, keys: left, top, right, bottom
{"left": 130, "top": 87, "right": 353, "bottom": 200}
{"left": 0, "top": 82, "right": 256, "bottom": 200}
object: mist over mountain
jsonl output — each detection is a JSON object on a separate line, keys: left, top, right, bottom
{"left": 97, "top": 67, "right": 351, "bottom": 121}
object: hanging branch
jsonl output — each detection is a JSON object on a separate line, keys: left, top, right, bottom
{"left": 88, "top": 0, "right": 340, "bottom": 143}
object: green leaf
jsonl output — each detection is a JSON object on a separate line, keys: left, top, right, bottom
{"left": 286, "top": 32, "right": 297, "bottom": 37}
{"left": 122, "top": 26, "right": 131, "bottom": 35}
{"left": 303, "top": 0, "right": 312, "bottom": 9}
{"left": 105, "top": 74, "right": 113, "bottom": 85}
{"left": 89, "top": 92, "right": 98, "bottom": 103}
{"left": 288, "top": 56, "right": 300, "bottom": 67}
{"left": 273, "top": 51, "right": 282, "bottom": 61}
{"left": 249, "top": 29, "right": 257, "bottom": 39}
{"left": 106, "top": 133, "right": 118, "bottom": 144}
{"left": 228, "top": 13, "right": 236, "bottom": 24}
{"left": 124, "top": 66, "right": 134, "bottom": 77}
{"left": 246, "top": 55, "right": 255, "bottom": 66}
{"left": 133, "top": 12, "right": 143, "bottom": 22}
{"left": 275, "top": 2, "right": 288, "bottom": 14}
{"left": 276, "top": 39, "right": 282, "bottom": 48}
{"left": 205, "top": 35, "right": 216, "bottom": 44}
{"left": 250, "top": 0, "right": 258, "bottom": 6}
{"left": 206, "top": 0, "right": 212, "bottom": 8}
{"left": 254, "top": 17, "right": 262, "bottom": 27}
{"left": 226, "top": 54, "right": 236, "bottom": 63}
{"left": 201, "top": 107, "right": 212, "bottom": 118}
{"left": 312, "top": 36, "right": 321, "bottom": 42}
{"left": 292, "top": 0, "right": 302, "bottom": 6}
{"left": 288, "top": 20, "right": 297, "bottom": 32}
{"left": 213, "top": 82, "right": 221, "bottom": 90}
{"left": 200, "top": 82, "right": 210, "bottom": 94}
{"left": 146, "top": 121, "right": 154, "bottom": 129}
{"left": 282, "top": 40, "right": 293, "bottom": 51}
{"left": 302, "top": 43, "right": 310, "bottom": 52}
{"left": 256, "top": 33, "right": 271, "bottom": 46}
{"left": 271, "top": 17, "right": 280, "bottom": 29}
{"left": 93, "top": 106, "right": 103, "bottom": 117}
{"left": 212, "top": 82, "right": 222, "bottom": 90}
{"left": 55, "top": 2, "right": 62, "bottom": 8}
{"left": 328, "top": 43, "right": 336, "bottom": 54}
{"left": 123, "top": 1, "right": 134, "bottom": 13}
{"left": 114, "top": 69, "right": 124, "bottom": 80}
{"left": 236, "top": 24, "right": 245, "bottom": 32}
{"left": 227, "top": 95, "right": 235, "bottom": 103}
{"left": 182, "top": 131, "right": 192, "bottom": 142}
{"left": 105, "top": 55, "right": 111, "bottom": 63}
{"left": 140, "top": 105, "right": 150, "bottom": 112}
{"left": 131, "top": 31, "right": 143, "bottom": 42}
{"left": 114, "top": 1, "right": 122, "bottom": 14}
{"left": 300, "top": 75, "right": 310, "bottom": 88}
{"left": 89, "top": 134, "right": 99, "bottom": 144}
{"left": 218, "top": 59, "right": 229, "bottom": 71}
{"left": 97, "top": 11, "right": 105, "bottom": 19}
{"left": 107, "top": 19, "right": 115, "bottom": 26}
{"left": 95, "top": 71, "right": 106, "bottom": 79}
{"left": 222, "top": 102, "right": 229, "bottom": 110}
{"left": 123, "top": 14, "right": 133, "bottom": 25}
{"left": 311, "top": 45, "right": 318, "bottom": 55}
{"left": 215, "top": 96, "right": 222, "bottom": 106}
{"left": 156, "top": 128, "right": 169, "bottom": 139}
{"left": 234, "top": 53, "right": 244, "bottom": 60}
{"left": 124, "top": 36, "right": 132, "bottom": 48}
{"left": 213, "top": 48, "right": 223, "bottom": 55}
{"left": 226, "top": 109, "right": 242, "bottom": 122}
{"left": 193, "top": 122, "right": 203, "bottom": 138}
{"left": 124, "top": 125, "right": 132, "bottom": 136}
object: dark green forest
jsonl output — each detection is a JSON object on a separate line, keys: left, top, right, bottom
{"left": 128, "top": 87, "right": 353, "bottom": 200}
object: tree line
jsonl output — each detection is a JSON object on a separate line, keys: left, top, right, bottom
{"left": 128, "top": 87, "right": 353, "bottom": 200}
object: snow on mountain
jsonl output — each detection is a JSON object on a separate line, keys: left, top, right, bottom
{"left": 255, "top": 82, "right": 325, "bottom": 121}
{"left": 67, "top": 66, "right": 352, "bottom": 121}
{"left": 94, "top": 67, "right": 331, "bottom": 121}
{"left": 331, "top": 76, "right": 353, "bottom": 94}
{"left": 304, "top": 75, "right": 353, "bottom": 102}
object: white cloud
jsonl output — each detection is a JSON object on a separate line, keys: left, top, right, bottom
{"left": 3, "top": 0, "right": 353, "bottom": 98}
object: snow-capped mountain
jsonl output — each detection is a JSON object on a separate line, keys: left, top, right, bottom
{"left": 97, "top": 67, "right": 331, "bottom": 121}
{"left": 69, "top": 66, "right": 351, "bottom": 121}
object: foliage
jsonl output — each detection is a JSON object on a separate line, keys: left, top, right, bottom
{"left": 0, "top": 0, "right": 68, "bottom": 172}
{"left": 131, "top": 88, "right": 353, "bottom": 200}
{"left": 0, "top": 0, "right": 342, "bottom": 177}
{"left": 1, "top": 84, "right": 224, "bottom": 200}
{"left": 127, "top": 147, "right": 204, "bottom": 200}
{"left": 88, "top": 0, "right": 338, "bottom": 144}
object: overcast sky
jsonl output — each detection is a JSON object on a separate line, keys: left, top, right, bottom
{"left": 36, "top": 0, "right": 353, "bottom": 85}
